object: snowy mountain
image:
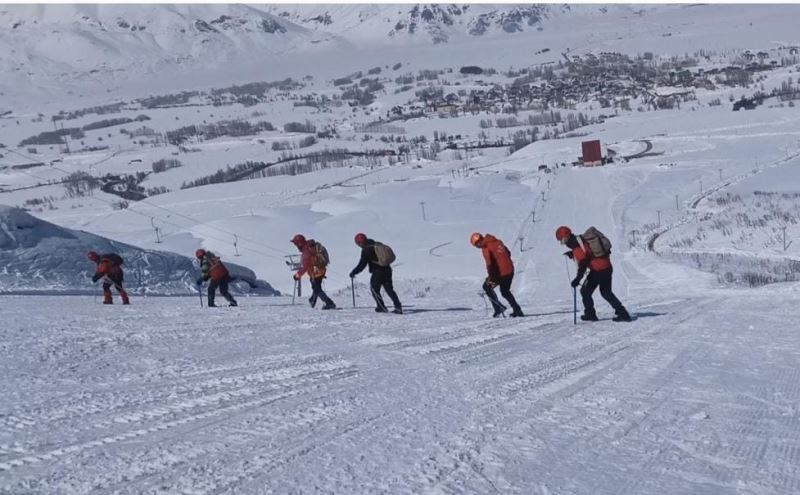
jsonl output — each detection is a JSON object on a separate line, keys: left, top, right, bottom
{"left": 265, "top": 4, "right": 551, "bottom": 43}
{"left": 0, "top": 205, "right": 277, "bottom": 295}
{"left": 0, "top": 3, "right": 558, "bottom": 92}
{"left": 4, "top": 3, "right": 798, "bottom": 101}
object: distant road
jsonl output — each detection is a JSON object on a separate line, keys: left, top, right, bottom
{"left": 623, "top": 139, "right": 653, "bottom": 160}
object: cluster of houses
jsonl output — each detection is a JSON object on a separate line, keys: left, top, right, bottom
{"left": 385, "top": 47, "right": 799, "bottom": 120}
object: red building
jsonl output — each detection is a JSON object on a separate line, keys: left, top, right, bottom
{"left": 581, "top": 140, "right": 602, "bottom": 166}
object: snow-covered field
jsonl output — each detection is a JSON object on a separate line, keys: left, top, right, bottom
{"left": 3, "top": 285, "right": 800, "bottom": 493}
{"left": 3, "top": 3, "right": 800, "bottom": 493}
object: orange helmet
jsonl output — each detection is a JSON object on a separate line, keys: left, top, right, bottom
{"left": 354, "top": 233, "right": 367, "bottom": 246}
{"left": 469, "top": 232, "right": 484, "bottom": 247}
{"left": 195, "top": 248, "right": 206, "bottom": 259}
{"left": 290, "top": 234, "right": 306, "bottom": 247}
{"left": 87, "top": 250, "right": 99, "bottom": 262}
{"left": 555, "top": 226, "right": 572, "bottom": 243}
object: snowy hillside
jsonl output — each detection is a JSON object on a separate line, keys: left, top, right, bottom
{"left": 0, "top": 205, "right": 277, "bottom": 295}
{"left": 2, "top": 3, "right": 800, "bottom": 103}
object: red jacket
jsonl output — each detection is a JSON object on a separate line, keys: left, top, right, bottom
{"left": 93, "top": 258, "right": 123, "bottom": 283}
{"left": 482, "top": 235, "right": 514, "bottom": 280}
{"left": 200, "top": 253, "right": 230, "bottom": 283}
{"left": 571, "top": 239, "right": 612, "bottom": 273}
{"left": 295, "top": 240, "right": 326, "bottom": 279}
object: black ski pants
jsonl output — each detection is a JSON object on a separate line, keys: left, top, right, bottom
{"left": 483, "top": 274, "right": 521, "bottom": 313}
{"left": 370, "top": 267, "right": 402, "bottom": 311}
{"left": 581, "top": 267, "right": 624, "bottom": 315}
{"left": 309, "top": 277, "right": 334, "bottom": 307}
{"left": 209, "top": 276, "right": 237, "bottom": 306}
{"left": 101, "top": 271, "right": 129, "bottom": 304}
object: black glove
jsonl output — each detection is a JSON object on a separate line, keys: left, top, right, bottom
{"left": 92, "top": 274, "right": 100, "bottom": 283}
{"left": 570, "top": 277, "right": 581, "bottom": 288}
{"left": 563, "top": 250, "right": 574, "bottom": 260}
{"left": 196, "top": 278, "right": 203, "bottom": 286}
{"left": 293, "top": 273, "right": 301, "bottom": 281}
{"left": 349, "top": 271, "right": 356, "bottom": 279}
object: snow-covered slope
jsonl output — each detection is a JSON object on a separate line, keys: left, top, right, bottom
{"left": 0, "top": 205, "right": 277, "bottom": 295}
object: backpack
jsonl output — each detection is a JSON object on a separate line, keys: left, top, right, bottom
{"left": 373, "top": 242, "right": 396, "bottom": 267}
{"left": 103, "top": 253, "right": 124, "bottom": 266}
{"left": 312, "top": 241, "right": 330, "bottom": 267}
{"left": 581, "top": 227, "right": 612, "bottom": 257}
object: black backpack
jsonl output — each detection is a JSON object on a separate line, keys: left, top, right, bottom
{"left": 103, "top": 253, "right": 124, "bottom": 266}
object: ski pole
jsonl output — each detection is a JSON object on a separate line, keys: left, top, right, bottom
{"left": 351, "top": 277, "right": 356, "bottom": 308}
{"left": 564, "top": 255, "right": 572, "bottom": 282}
{"left": 573, "top": 286, "right": 577, "bottom": 325}
{"left": 291, "top": 278, "right": 297, "bottom": 305}
{"left": 478, "top": 292, "right": 489, "bottom": 316}
{"left": 565, "top": 256, "right": 575, "bottom": 324}
{"left": 198, "top": 283, "right": 204, "bottom": 308}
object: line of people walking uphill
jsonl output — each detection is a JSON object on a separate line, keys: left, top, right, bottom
{"left": 86, "top": 225, "right": 631, "bottom": 323}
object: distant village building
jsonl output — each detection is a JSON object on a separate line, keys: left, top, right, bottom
{"left": 581, "top": 140, "right": 603, "bottom": 167}
{"left": 733, "top": 98, "right": 757, "bottom": 111}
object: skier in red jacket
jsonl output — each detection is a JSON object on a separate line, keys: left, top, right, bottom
{"left": 556, "top": 226, "right": 631, "bottom": 322}
{"left": 195, "top": 249, "right": 238, "bottom": 307}
{"left": 470, "top": 233, "right": 523, "bottom": 317}
{"left": 291, "top": 234, "right": 336, "bottom": 310}
{"left": 88, "top": 251, "right": 130, "bottom": 305}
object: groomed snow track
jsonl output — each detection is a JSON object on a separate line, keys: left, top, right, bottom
{"left": 2, "top": 290, "right": 799, "bottom": 493}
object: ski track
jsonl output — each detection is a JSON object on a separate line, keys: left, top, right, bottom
{"left": 2, "top": 291, "right": 800, "bottom": 493}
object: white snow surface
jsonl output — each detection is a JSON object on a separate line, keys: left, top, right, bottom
{"left": 2, "top": 285, "right": 799, "bottom": 493}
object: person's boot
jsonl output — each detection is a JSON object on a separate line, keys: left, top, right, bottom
{"left": 510, "top": 306, "right": 524, "bottom": 317}
{"left": 228, "top": 300, "right": 238, "bottom": 307}
{"left": 121, "top": 292, "right": 130, "bottom": 305}
{"left": 322, "top": 302, "right": 336, "bottom": 310}
{"left": 492, "top": 304, "right": 507, "bottom": 318}
{"left": 613, "top": 307, "right": 632, "bottom": 322}
{"left": 581, "top": 309, "right": 599, "bottom": 321}
{"left": 375, "top": 307, "right": 388, "bottom": 313}
{"left": 308, "top": 295, "right": 317, "bottom": 308}
{"left": 392, "top": 306, "right": 403, "bottom": 314}
{"left": 103, "top": 293, "right": 113, "bottom": 305}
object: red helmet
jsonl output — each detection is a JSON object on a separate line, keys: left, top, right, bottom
{"left": 555, "top": 226, "right": 572, "bottom": 243}
{"left": 469, "top": 232, "right": 483, "bottom": 247}
{"left": 290, "top": 234, "right": 306, "bottom": 247}
{"left": 87, "top": 250, "right": 99, "bottom": 262}
{"left": 354, "top": 232, "right": 367, "bottom": 246}
{"left": 195, "top": 248, "right": 206, "bottom": 259}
